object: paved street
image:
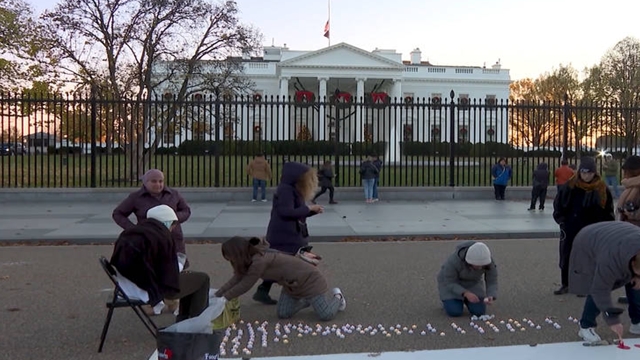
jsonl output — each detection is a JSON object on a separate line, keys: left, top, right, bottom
{"left": 0, "top": 199, "right": 559, "bottom": 243}
{"left": 0, "top": 240, "right": 635, "bottom": 360}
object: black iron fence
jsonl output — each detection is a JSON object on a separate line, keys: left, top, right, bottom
{"left": 1, "top": 91, "right": 639, "bottom": 188}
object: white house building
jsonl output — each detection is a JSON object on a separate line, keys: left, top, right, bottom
{"left": 155, "top": 42, "right": 511, "bottom": 160}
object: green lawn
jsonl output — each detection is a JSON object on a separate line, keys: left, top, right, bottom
{"left": 0, "top": 154, "right": 574, "bottom": 188}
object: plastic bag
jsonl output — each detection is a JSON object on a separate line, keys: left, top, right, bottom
{"left": 156, "top": 331, "right": 221, "bottom": 360}
{"left": 212, "top": 298, "right": 240, "bottom": 330}
{"left": 163, "top": 291, "right": 226, "bottom": 334}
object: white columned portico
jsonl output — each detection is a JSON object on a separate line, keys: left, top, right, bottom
{"left": 387, "top": 79, "right": 402, "bottom": 163}
{"left": 279, "top": 76, "right": 290, "bottom": 140}
{"left": 355, "top": 78, "right": 366, "bottom": 142}
{"left": 318, "top": 77, "right": 328, "bottom": 141}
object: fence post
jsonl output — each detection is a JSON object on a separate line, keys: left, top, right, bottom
{"left": 448, "top": 90, "right": 456, "bottom": 187}
{"left": 562, "top": 93, "right": 570, "bottom": 161}
{"left": 214, "top": 90, "right": 221, "bottom": 187}
{"left": 333, "top": 103, "right": 341, "bottom": 187}
{"left": 90, "top": 85, "right": 97, "bottom": 188}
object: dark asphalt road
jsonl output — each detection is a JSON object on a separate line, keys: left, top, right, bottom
{"left": 0, "top": 240, "right": 634, "bottom": 360}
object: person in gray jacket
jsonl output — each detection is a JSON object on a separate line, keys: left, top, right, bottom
{"left": 569, "top": 221, "right": 640, "bottom": 343}
{"left": 437, "top": 241, "right": 498, "bottom": 317}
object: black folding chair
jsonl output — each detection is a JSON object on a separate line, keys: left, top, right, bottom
{"left": 98, "top": 256, "right": 158, "bottom": 352}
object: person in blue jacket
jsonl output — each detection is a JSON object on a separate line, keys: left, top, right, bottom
{"left": 252, "top": 162, "right": 325, "bottom": 304}
{"left": 491, "top": 157, "right": 512, "bottom": 200}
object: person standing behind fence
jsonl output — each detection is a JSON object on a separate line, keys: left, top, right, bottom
{"left": 555, "top": 159, "right": 574, "bottom": 191}
{"left": 552, "top": 157, "right": 614, "bottom": 295}
{"left": 312, "top": 160, "right": 338, "bottom": 204}
{"left": 246, "top": 153, "right": 272, "bottom": 202}
{"left": 360, "top": 155, "right": 379, "bottom": 204}
{"left": 112, "top": 169, "right": 192, "bottom": 264}
{"left": 372, "top": 155, "right": 383, "bottom": 202}
{"left": 491, "top": 158, "right": 512, "bottom": 201}
{"left": 603, "top": 154, "right": 620, "bottom": 198}
{"left": 528, "top": 162, "right": 550, "bottom": 211}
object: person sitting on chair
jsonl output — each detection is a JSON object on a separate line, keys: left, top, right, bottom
{"left": 110, "top": 204, "right": 210, "bottom": 322}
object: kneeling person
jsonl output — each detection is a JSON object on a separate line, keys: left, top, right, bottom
{"left": 215, "top": 237, "right": 345, "bottom": 321}
{"left": 569, "top": 221, "right": 640, "bottom": 342}
{"left": 437, "top": 241, "right": 498, "bottom": 317}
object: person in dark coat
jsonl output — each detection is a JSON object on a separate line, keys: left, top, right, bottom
{"left": 360, "top": 155, "right": 379, "bottom": 203}
{"left": 372, "top": 155, "right": 383, "bottom": 201}
{"left": 112, "top": 169, "right": 192, "bottom": 261}
{"left": 254, "top": 162, "right": 324, "bottom": 305}
{"left": 312, "top": 160, "right": 338, "bottom": 204}
{"left": 568, "top": 221, "right": 640, "bottom": 342}
{"left": 528, "top": 162, "right": 550, "bottom": 211}
{"left": 110, "top": 205, "right": 210, "bottom": 322}
{"left": 552, "top": 156, "right": 614, "bottom": 295}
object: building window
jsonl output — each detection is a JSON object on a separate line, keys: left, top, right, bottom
{"left": 223, "top": 123, "right": 235, "bottom": 140}
{"left": 403, "top": 93, "right": 414, "bottom": 104}
{"left": 403, "top": 124, "right": 414, "bottom": 142}
{"left": 459, "top": 94, "right": 469, "bottom": 110}
{"left": 431, "top": 124, "right": 441, "bottom": 142}
{"left": 485, "top": 95, "right": 497, "bottom": 110}
{"left": 431, "top": 93, "right": 443, "bottom": 109}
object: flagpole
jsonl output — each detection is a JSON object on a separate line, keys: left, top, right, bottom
{"left": 328, "top": 0, "right": 331, "bottom": 46}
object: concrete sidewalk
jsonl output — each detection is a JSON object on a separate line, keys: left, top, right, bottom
{"left": 0, "top": 199, "right": 560, "bottom": 243}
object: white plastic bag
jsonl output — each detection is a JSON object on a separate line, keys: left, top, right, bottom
{"left": 162, "top": 289, "right": 226, "bottom": 334}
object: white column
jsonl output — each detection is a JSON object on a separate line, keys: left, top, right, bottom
{"left": 318, "top": 77, "right": 328, "bottom": 141}
{"left": 279, "top": 77, "right": 290, "bottom": 140}
{"left": 355, "top": 78, "right": 366, "bottom": 142}
{"left": 387, "top": 79, "right": 402, "bottom": 163}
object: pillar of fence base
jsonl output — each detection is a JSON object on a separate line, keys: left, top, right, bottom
{"left": 279, "top": 77, "right": 291, "bottom": 140}
{"left": 318, "top": 78, "right": 328, "bottom": 141}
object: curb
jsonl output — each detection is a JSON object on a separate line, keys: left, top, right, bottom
{"left": 0, "top": 231, "right": 560, "bottom": 246}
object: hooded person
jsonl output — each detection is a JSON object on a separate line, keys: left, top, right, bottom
{"left": 437, "top": 241, "right": 498, "bottom": 317}
{"left": 112, "top": 169, "right": 192, "bottom": 262}
{"left": 215, "top": 236, "right": 345, "bottom": 321}
{"left": 552, "top": 156, "right": 615, "bottom": 295}
{"left": 528, "top": 162, "right": 550, "bottom": 211}
{"left": 110, "top": 205, "right": 210, "bottom": 322}
{"left": 253, "top": 162, "right": 325, "bottom": 305}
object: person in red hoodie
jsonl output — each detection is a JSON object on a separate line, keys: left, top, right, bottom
{"left": 554, "top": 159, "right": 574, "bottom": 190}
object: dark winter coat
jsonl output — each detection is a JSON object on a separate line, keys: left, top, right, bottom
{"left": 437, "top": 240, "right": 498, "bottom": 301}
{"left": 359, "top": 160, "right": 379, "bottom": 180}
{"left": 372, "top": 159, "right": 383, "bottom": 179}
{"left": 266, "top": 162, "right": 318, "bottom": 254}
{"left": 569, "top": 221, "right": 640, "bottom": 325}
{"left": 110, "top": 219, "right": 180, "bottom": 306}
{"left": 553, "top": 177, "right": 615, "bottom": 245}
{"left": 532, "top": 163, "right": 550, "bottom": 188}
{"left": 318, "top": 167, "right": 334, "bottom": 188}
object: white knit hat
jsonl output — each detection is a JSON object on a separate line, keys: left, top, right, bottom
{"left": 146, "top": 205, "right": 178, "bottom": 223}
{"left": 465, "top": 242, "right": 492, "bottom": 266}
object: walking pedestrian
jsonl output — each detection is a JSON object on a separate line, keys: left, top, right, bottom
{"left": 528, "top": 162, "right": 550, "bottom": 211}
{"left": 312, "top": 160, "right": 337, "bottom": 204}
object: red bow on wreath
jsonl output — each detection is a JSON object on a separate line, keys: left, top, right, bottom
{"left": 371, "top": 92, "right": 388, "bottom": 104}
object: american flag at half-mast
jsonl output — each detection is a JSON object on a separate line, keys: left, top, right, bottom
{"left": 323, "top": 20, "right": 330, "bottom": 39}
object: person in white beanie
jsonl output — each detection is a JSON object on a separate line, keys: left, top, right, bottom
{"left": 111, "top": 205, "right": 210, "bottom": 322}
{"left": 437, "top": 241, "right": 498, "bottom": 317}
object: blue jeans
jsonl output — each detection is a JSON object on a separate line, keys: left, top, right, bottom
{"left": 252, "top": 178, "right": 267, "bottom": 200}
{"left": 605, "top": 176, "right": 619, "bottom": 197}
{"left": 362, "top": 178, "right": 375, "bottom": 200}
{"left": 580, "top": 283, "right": 640, "bottom": 328}
{"left": 372, "top": 178, "right": 379, "bottom": 199}
{"left": 442, "top": 298, "right": 486, "bottom": 317}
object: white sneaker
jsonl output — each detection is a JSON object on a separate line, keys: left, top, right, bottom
{"left": 630, "top": 323, "right": 640, "bottom": 335}
{"left": 332, "top": 288, "right": 346, "bottom": 311}
{"left": 251, "top": 199, "right": 257, "bottom": 202}
{"left": 578, "top": 327, "right": 601, "bottom": 342}
{"left": 261, "top": 199, "right": 267, "bottom": 202}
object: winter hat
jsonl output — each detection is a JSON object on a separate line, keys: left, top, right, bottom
{"left": 465, "top": 242, "right": 492, "bottom": 266}
{"left": 147, "top": 205, "right": 178, "bottom": 223}
{"left": 622, "top": 156, "right": 640, "bottom": 171}
{"left": 578, "top": 156, "right": 597, "bottom": 173}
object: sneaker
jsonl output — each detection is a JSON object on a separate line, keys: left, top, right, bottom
{"left": 578, "top": 327, "right": 601, "bottom": 342}
{"left": 630, "top": 323, "right": 640, "bottom": 335}
{"left": 252, "top": 290, "right": 277, "bottom": 305}
{"left": 373, "top": 198, "right": 379, "bottom": 202}
{"left": 539, "top": 206, "right": 545, "bottom": 210}
{"left": 251, "top": 199, "right": 257, "bottom": 202}
{"left": 261, "top": 199, "right": 267, "bottom": 202}
{"left": 332, "top": 288, "right": 346, "bottom": 311}
{"left": 527, "top": 208, "right": 535, "bottom": 211}
{"left": 329, "top": 201, "right": 338, "bottom": 204}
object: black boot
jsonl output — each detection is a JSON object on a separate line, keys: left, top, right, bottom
{"left": 553, "top": 285, "right": 568, "bottom": 295}
{"left": 252, "top": 283, "right": 277, "bottom": 305}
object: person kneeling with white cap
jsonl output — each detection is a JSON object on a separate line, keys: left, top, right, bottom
{"left": 110, "top": 204, "right": 210, "bottom": 322}
{"left": 437, "top": 241, "right": 498, "bottom": 317}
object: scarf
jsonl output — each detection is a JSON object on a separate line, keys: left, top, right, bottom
{"left": 566, "top": 173, "right": 608, "bottom": 208}
{"left": 617, "top": 176, "right": 640, "bottom": 221}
